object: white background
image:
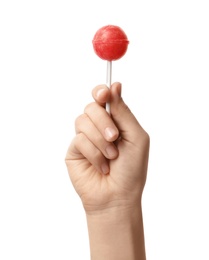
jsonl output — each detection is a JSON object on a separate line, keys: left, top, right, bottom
{"left": 0, "top": 0, "right": 209, "bottom": 259}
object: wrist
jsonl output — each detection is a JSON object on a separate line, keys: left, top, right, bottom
{"left": 83, "top": 190, "right": 143, "bottom": 216}
{"left": 86, "top": 204, "right": 146, "bottom": 260}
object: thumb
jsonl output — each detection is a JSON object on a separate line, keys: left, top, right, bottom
{"left": 110, "top": 82, "right": 147, "bottom": 143}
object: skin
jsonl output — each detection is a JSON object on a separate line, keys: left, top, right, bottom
{"left": 65, "top": 82, "right": 150, "bottom": 260}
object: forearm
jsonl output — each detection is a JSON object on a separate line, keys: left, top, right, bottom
{"left": 86, "top": 205, "right": 146, "bottom": 260}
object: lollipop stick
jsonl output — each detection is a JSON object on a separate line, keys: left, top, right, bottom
{"left": 106, "top": 61, "right": 112, "bottom": 114}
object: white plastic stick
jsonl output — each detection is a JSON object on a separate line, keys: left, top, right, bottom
{"left": 106, "top": 61, "right": 112, "bottom": 114}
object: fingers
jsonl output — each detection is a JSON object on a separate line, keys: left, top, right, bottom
{"left": 67, "top": 100, "right": 119, "bottom": 175}
{"left": 84, "top": 102, "right": 119, "bottom": 142}
{"left": 67, "top": 133, "right": 110, "bottom": 175}
{"left": 75, "top": 113, "right": 118, "bottom": 159}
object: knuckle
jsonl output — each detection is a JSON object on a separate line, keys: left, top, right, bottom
{"left": 76, "top": 132, "right": 85, "bottom": 143}
{"left": 84, "top": 102, "right": 95, "bottom": 114}
{"left": 75, "top": 113, "right": 88, "bottom": 128}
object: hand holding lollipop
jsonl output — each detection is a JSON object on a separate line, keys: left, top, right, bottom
{"left": 92, "top": 25, "right": 129, "bottom": 113}
{"left": 66, "top": 25, "right": 148, "bottom": 260}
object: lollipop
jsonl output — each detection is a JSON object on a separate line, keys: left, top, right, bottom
{"left": 92, "top": 25, "right": 129, "bottom": 113}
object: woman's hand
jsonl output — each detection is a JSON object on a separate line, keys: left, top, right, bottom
{"left": 65, "top": 82, "right": 150, "bottom": 215}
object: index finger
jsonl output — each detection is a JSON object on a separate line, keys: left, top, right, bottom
{"left": 91, "top": 84, "right": 110, "bottom": 107}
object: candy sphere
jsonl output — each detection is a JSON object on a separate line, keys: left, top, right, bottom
{"left": 92, "top": 25, "right": 129, "bottom": 61}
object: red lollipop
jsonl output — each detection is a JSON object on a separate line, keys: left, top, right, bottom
{"left": 92, "top": 25, "right": 129, "bottom": 113}
{"left": 92, "top": 25, "right": 129, "bottom": 61}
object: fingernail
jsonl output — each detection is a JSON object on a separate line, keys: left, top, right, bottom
{"left": 101, "top": 163, "right": 109, "bottom": 174}
{"left": 105, "top": 127, "right": 117, "bottom": 140}
{"left": 106, "top": 145, "right": 118, "bottom": 158}
{"left": 96, "top": 88, "right": 106, "bottom": 98}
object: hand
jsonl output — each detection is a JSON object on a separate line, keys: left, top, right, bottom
{"left": 65, "top": 82, "right": 150, "bottom": 215}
